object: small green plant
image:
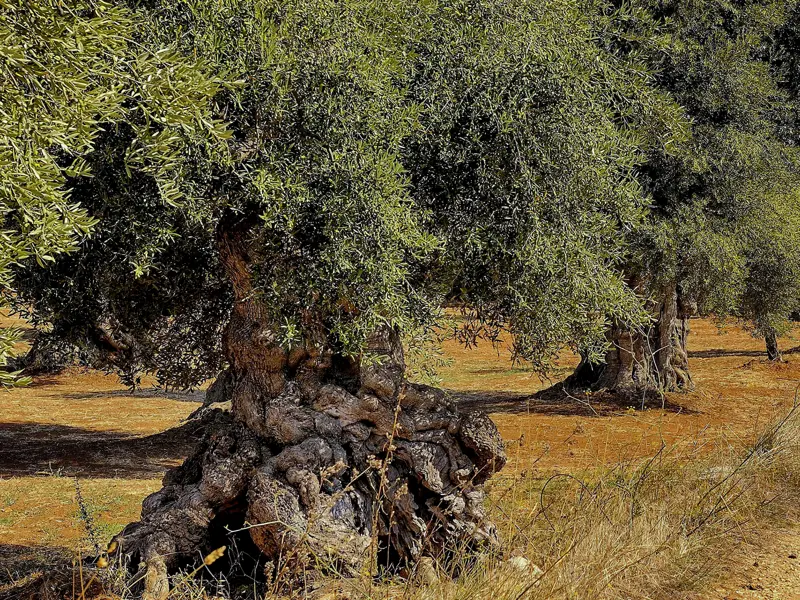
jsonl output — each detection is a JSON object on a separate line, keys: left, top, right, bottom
{"left": 74, "top": 479, "right": 102, "bottom": 556}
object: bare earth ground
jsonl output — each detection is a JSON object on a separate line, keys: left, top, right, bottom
{"left": 697, "top": 528, "right": 800, "bottom": 600}
{"left": 1, "top": 317, "right": 799, "bottom": 597}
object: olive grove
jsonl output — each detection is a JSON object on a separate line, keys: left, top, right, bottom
{"left": 6, "top": 0, "right": 800, "bottom": 597}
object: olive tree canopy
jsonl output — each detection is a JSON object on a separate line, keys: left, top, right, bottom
{"left": 1, "top": 0, "right": 227, "bottom": 384}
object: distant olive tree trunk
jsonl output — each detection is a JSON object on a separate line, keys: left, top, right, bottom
{"left": 567, "top": 283, "right": 694, "bottom": 400}
{"left": 18, "top": 321, "right": 140, "bottom": 382}
{"left": 113, "top": 215, "right": 506, "bottom": 599}
{"left": 765, "top": 328, "right": 782, "bottom": 361}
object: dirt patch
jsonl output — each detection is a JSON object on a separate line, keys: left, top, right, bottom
{"left": 0, "top": 365, "right": 206, "bottom": 551}
{"left": 1, "top": 368, "right": 202, "bottom": 435}
{"left": 695, "top": 528, "right": 800, "bottom": 600}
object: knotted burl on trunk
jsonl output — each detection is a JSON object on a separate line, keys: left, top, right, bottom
{"left": 564, "top": 282, "right": 694, "bottom": 400}
{"left": 111, "top": 326, "right": 507, "bottom": 598}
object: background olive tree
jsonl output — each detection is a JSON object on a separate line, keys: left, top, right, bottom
{"left": 567, "top": 0, "right": 800, "bottom": 397}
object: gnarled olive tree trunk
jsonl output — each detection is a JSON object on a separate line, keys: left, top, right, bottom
{"left": 112, "top": 217, "right": 506, "bottom": 598}
{"left": 765, "top": 328, "right": 782, "bottom": 362}
{"left": 566, "top": 283, "right": 694, "bottom": 400}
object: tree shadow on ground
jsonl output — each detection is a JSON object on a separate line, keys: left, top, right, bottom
{"left": 452, "top": 386, "right": 697, "bottom": 417}
{"left": 688, "top": 349, "right": 767, "bottom": 359}
{"left": 0, "top": 418, "right": 206, "bottom": 479}
{"left": 24, "top": 375, "right": 64, "bottom": 388}
{"left": 0, "top": 544, "right": 72, "bottom": 586}
{"left": 0, "top": 543, "right": 107, "bottom": 599}
{"left": 62, "top": 387, "right": 205, "bottom": 403}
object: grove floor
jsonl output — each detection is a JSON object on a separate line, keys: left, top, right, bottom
{"left": 1, "top": 318, "right": 799, "bottom": 598}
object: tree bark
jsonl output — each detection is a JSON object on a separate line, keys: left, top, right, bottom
{"left": 765, "top": 328, "right": 782, "bottom": 362}
{"left": 111, "top": 215, "right": 506, "bottom": 598}
{"left": 565, "top": 283, "right": 694, "bottom": 400}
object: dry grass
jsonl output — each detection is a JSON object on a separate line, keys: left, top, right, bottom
{"left": 309, "top": 402, "right": 800, "bottom": 600}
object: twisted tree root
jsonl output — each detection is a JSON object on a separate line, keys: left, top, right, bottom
{"left": 112, "top": 374, "right": 505, "bottom": 598}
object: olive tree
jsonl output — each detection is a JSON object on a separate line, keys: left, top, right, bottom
{"left": 743, "top": 3, "right": 800, "bottom": 360}
{"left": 14, "top": 0, "right": 681, "bottom": 594}
{"left": 0, "top": 0, "right": 226, "bottom": 386}
{"left": 567, "top": 0, "right": 800, "bottom": 397}
{"left": 735, "top": 193, "right": 800, "bottom": 360}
